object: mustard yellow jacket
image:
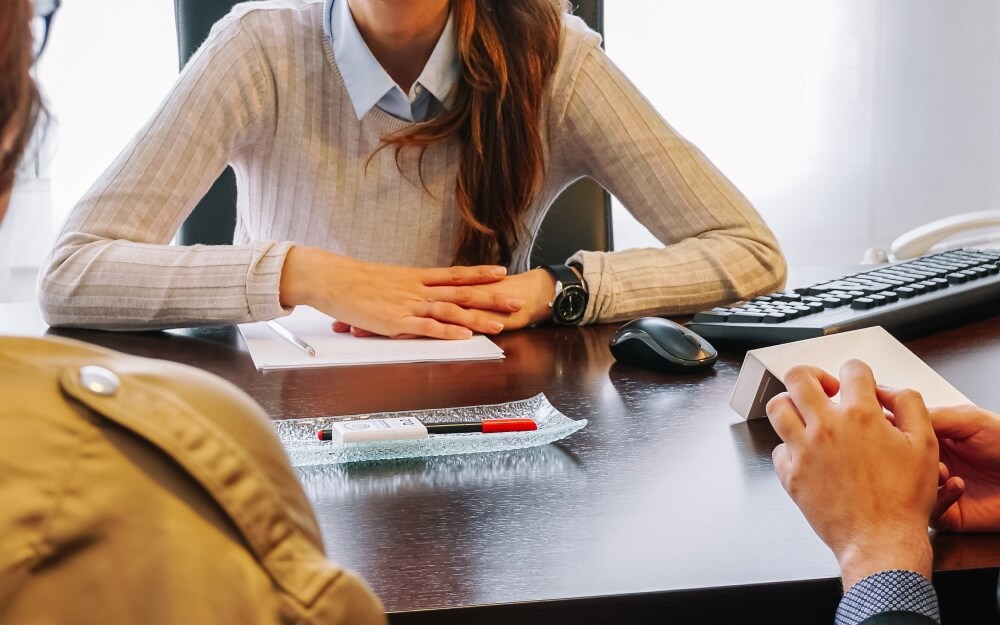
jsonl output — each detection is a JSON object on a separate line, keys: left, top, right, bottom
{"left": 0, "top": 336, "right": 386, "bottom": 625}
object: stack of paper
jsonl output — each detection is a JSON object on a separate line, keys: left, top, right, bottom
{"left": 238, "top": 306, "right": 504, "bottom": 371}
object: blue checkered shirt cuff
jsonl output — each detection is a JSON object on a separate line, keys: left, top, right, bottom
{"left": 835, "top": 570, "right": 939, "bottom": 625}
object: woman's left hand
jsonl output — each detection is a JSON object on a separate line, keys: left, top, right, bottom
{"left": 334, "top": 269, "right": 557, "bottom": 336}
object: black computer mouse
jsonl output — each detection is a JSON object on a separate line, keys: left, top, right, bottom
{"left": 609, "top": 317, "right": 718, "bottom": 373}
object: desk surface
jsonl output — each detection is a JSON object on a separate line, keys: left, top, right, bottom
{"left": 3, "top": 299, "right": 1000, "bottom": 624}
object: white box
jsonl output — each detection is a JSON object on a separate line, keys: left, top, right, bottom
{"left": 730, "top": 326, "right": 970, "bottom": 419}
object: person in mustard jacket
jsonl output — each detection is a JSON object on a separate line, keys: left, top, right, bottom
{"left": 0, "top": 2, "right": 384, "bottom": 623}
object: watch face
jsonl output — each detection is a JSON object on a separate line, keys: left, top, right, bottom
{"left": 554, "top": 285, "right": 587, "bottom": 325}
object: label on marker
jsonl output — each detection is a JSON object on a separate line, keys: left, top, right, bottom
{"left": 327, "top": 417, "right": 429, "bottom": 443}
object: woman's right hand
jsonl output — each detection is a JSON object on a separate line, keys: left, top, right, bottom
{"left": 278, "top": 246, "right": 524, "bottom": 339}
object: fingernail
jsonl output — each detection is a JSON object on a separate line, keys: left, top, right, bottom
{"left": 461, "top": 329, "right": 473, "bottom": 339}
{"left": 876, "top": 384, "right": 893, "bottom": 390}
{"left": 492, "top": 267, "right": 507, "bottom": 277}
{"left": 488, "top": 321, "right": 504, "bottom": 333}
{"left": 507, "top": 298, "right": 524, "bottom": 309}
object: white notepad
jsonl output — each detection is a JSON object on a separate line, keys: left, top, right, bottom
{"left": 731, "top": 326, "right": 970, "bottom": 419}
{"left": 238, "top": 306, "right": 505, "bottom": 370}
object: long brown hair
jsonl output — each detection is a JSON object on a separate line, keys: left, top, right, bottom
{"left": 384, "top": 0, "right": 567, "bottom": 266}
{"left": 0, "top": 0, "right": 41, "bottom": 196}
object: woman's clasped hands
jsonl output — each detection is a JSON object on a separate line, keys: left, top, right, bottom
{"left": 278, "top": 246, "right": 558, "bottom": 339}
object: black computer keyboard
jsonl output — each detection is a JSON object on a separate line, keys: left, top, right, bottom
{"left": 688, "top": 248, "right": 1000, "bottom": 345}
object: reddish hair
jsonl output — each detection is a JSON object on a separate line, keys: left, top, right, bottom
{"left": 0, "top": 0, "right": 41, "bottom": 196}
{"left": 382, "top": 0, "right": 567, "bottom": 266}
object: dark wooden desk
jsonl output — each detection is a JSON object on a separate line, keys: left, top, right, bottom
{"left": 3, "top": 302, "right": 1000, "bottom": 624}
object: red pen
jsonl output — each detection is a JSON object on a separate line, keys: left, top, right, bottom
{"left": 317, "top": 418, "right": 537, "bottom": 442}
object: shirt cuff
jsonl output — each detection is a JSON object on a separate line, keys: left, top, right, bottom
{"left": 565, "top": 249, "right": 607, "bottom": 325}
{"left": 246, "top": 240, "right": 295, "bottom": 321}
{"left": 836, "top": 570, "right": 940, "bottom": 625}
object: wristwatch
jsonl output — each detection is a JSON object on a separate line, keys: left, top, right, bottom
{"left": 541, "top": 264, "right": 588, "bottom": 326}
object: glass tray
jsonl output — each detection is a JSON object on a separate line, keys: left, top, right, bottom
{"left": 271, "top": 393, "right": 586, "bottom": 467}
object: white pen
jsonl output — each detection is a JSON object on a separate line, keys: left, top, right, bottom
{"left": 265, "top": 320, "right": 317, "bottom": 357}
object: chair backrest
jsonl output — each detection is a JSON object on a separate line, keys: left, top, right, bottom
{"left": 173, "top": 0, "right": 612, "bottom": 265}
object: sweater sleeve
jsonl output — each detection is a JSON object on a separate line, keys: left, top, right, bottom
{"left": 555, "top": 44, "right": 787, "bottom": 324}
{"left": 39, "top": 12, "right": 293, "bottom": 330}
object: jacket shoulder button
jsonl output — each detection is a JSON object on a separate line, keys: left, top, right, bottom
{"left": 79, "top": 365, "right": 120, "bottom": 397}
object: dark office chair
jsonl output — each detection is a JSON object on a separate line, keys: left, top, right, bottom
{"left": 173, "top": 0, "right": 612, "bottom": 266}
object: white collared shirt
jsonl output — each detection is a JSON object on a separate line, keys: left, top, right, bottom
{"left": 324, "top": 0, "right": 459, "bottom": 122}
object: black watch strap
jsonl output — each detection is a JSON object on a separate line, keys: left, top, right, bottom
{"left": 541, "top": 264, "right": 588, "bottom": 326}
{"left": 542, "top": 264, "right": 582, "bottom": 289}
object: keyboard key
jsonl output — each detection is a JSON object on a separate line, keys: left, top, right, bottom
{"left": 921, "top": 263, "right": 960, "bottom": 274}
{"left": 904, "top": 268, "right": 940, "bottom": 279}
{"left": 910, "top": 264, "right": 949, "bottom": 277}
{"left": 876, "top": 270, "right": 918, "bottom": 284}
{"left": 773, "top": 292, "right": 802, "bottom": 302}
{"left": 860, "top": 283, "right": 895, "bottom": 294}
{"left": 851, "top": 297, "right": 876, "bottom": 310}
{"left": 842, "top": 279, "right": 894, "bottom": 293}
{"left": 801, "top": 296, "right": 828, "bottom": 307}
{"left": 895, "top": 286, "right": 917, "bottom": 298}
{"left": 867, "top": 276, "right": 904, "bottom": 286}
{"left": 953, "top": 252, "right": 990, "bottom": 262}
{"left": 805, "top": 280, "right": 861, "bottom": 294}
{"left": 763, "top": 312, "right": 788, "bottom": 324}
{"left": 727, "top": 311, "right": 767, "bottom": 323}
{"left": 947, "top": 272, "right": 969, "bottom": 284}
{"left": 692, "top": 310, "right": 730, "bottom": 323}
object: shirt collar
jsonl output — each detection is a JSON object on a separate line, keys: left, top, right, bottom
{"left": 324, "top": 0, "right": 460, "bottom": 121}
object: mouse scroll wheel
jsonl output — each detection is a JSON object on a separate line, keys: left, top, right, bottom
{"left": 682, "top": 334, "right": 702, "bottom": 349}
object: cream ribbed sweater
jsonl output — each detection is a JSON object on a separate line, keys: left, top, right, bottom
{"left": 40, "top": 1, "right": 786, "bottom": 330}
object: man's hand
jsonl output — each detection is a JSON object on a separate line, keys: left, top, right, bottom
{"left": 766, "top": 360, "right": 939, "bottom": 589}
{"left": 927, "top": 404, "right": 1000, "bottom": 532}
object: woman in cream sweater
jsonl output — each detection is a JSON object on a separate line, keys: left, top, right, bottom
{"left": 40, "top": 0, "right": 786, "bottom": 337}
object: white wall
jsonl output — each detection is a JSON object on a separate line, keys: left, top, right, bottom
{"left": 605, "top": 0, "right": 1000, "bottom": 266}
